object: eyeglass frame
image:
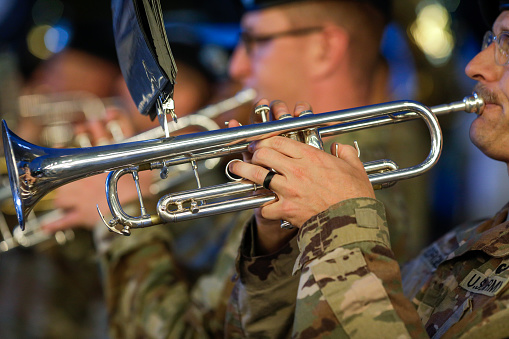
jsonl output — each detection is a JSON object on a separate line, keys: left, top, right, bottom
{"left": 482, "top": 30, "right": 509, "bottom": 66}
{"left": 239, "top": 26, "right": 324, "bottom": 55}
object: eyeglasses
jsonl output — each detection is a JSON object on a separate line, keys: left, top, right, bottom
{"left": 240, "top": 26, "right": 323, "bottom": 54}
{"left": 482, "top": 30, "right": 509, "bottom": 66}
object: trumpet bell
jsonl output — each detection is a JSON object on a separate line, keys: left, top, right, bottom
{"left": 3, "top": 121, "right": 26, "bottom": 230}
{"left": 2, "top": 121, "right": 67, "bottom": 231}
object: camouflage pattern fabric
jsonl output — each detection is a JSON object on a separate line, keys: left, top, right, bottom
{"left": 402, "top": 202, "right": 509, "bottom": 338}
{"left": 226, "top": 198, "right": 509, "bottom": 338}
{"left": 324, "top": 120, "right": 432, "bottom": 263}
{"left": 93, "top": 164, "right": 254, "bottom": 339}
{"left": 225, "top": 218, "right": 300, "bottom": 338}
{"left": 156, "top": 167, "right": 245, "bottom": 279}
{"left": 94, "top": 208, "right": 251, "bottom": 339}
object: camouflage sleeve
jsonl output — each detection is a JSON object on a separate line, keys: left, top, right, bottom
{"left": 93, "top": 217, "right": 245, "bottom": 339}
{"left": 293, "top": 197, "right": 427, "bottom": 338}
{"left": 225, "top": 216, "right": 301, "bottom": 339}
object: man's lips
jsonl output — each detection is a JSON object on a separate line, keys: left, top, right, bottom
{"left": 478, "top": 101, "right": 502, "bottom": 116}
{"left": 472, "top": 84, "right": 500, "bottom": 114}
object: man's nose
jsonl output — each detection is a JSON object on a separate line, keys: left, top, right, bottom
{"left": 229, "top": 44, "right": 252, "bottom": 82}
{"left": 465, "top": 43, "right": 503, "bottom": 83}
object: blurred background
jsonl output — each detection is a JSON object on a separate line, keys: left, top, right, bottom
{"left": 0, "top": 0, "right": 507, "bottom": 338}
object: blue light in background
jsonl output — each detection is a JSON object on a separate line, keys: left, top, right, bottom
{"left": 44, "top": 24, "right": 70, "bottom": 53}
{"left": 381, "top": 22, "right": 418, "bottom": 100}
{"left": 165, "top": 22, "right": 240, "bottom": 50}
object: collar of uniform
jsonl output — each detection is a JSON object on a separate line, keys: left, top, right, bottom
{"left": 445, "top": 203, "right": 509, "bottom": 260}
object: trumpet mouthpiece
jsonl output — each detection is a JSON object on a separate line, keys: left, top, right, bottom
{"left": 464, "top": 92, "right": 485, "bottom": 115}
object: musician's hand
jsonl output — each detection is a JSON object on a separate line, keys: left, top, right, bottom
{"left": 73, "top": 106, "right": 137, "bottom": 146}
{"left": 228, "top": 100, "right": 316, "bottom": 254}
{"left": 229, "top": 118, "right": 375, "bottom": 229}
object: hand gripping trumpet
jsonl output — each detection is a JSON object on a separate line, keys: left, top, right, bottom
{"left": 2, "top": 94, "right": 484, "bottom": 235}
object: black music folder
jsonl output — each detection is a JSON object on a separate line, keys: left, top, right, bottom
{"left": 111, "top": 0, "right": 177, "bottom": 120}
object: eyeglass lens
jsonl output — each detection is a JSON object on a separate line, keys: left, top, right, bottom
{"left": 240, "top": 27, "right": 323, "bottom": 54}
{"left": 498, "top": 33, "right": 509, "bottom": 65}
{"left": 482, "top": 30, "right": 509, "bottom": 65}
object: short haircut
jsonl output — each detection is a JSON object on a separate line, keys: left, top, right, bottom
{"left": 284, "top": 0, "right": 386, "bottom": 84}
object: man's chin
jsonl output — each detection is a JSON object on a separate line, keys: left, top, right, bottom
{"left": 470, "top": 127, "right": 507, "bottom": 162}
{"left": 469, "top": 121, "right": 488, "bottom": 151}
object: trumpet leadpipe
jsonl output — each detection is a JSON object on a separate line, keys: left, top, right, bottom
{"left": 319, "top": 93, "right": 484, "bottom": 137}
{"left": 432, "top": 92, "right": 484, "bottom": 116}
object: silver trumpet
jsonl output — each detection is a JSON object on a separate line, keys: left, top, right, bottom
{"left": 0, "top": 91, "right": 118, "bottom": 253}
{"left": 18, "top": 91, "right": 126, "bottom": 147}
{"left": 0, "top": 88, "right": 256, "bottom": 248}
{"left": 0, "top": 209, "right": 75, "bottom": 253}
{"left": 2, "top": 94, "right": 484, "bottom": 235}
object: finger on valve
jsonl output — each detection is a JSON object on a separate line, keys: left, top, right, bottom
{"left": 229, "top": 160, "right": 281, "bottom": 191}
{"left": 87, "top": 119, "right": 111, "bottom": 146}
{"left": 104, "top": 106, "right": 137, "bottom": 139}
{"left": 270, "top": 100, "right": 314, "bottom": 120}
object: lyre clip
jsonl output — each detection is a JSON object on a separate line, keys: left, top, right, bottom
{"left": 157, "top": 95, "right": 177, "bottom": 138}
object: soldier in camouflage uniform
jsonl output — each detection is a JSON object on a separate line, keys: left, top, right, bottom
{"left": 229, "top": 0, "right": 432, "bottom": 264}
{"left": 225, "top": 1, "right": 509, "bottom": 338}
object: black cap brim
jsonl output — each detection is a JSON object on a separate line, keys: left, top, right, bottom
{"left": 239, "top": 0, "right": 392, "bottom": 23}
{"left": 479, "top": 0, "right": 509, "bottom": 27}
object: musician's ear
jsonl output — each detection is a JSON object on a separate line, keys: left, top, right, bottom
{"left": 308, "top": 24, "right": 349, "bottom": 79}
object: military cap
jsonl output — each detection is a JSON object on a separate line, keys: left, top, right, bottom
{"left": 479, "top": 0, "right": 509, "bottom": 27}
{"left": 238, "top": 0, "right": 392, "bottom": 22}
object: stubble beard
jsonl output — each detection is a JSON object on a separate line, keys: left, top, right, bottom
{"left": 469, "top": 83, "right": 506, "bottom": 161}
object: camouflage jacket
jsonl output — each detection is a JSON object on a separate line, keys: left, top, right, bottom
{"left": 94, "top": 205, "right": 252, "bottom": 339}
{"left": 226, "top": 198, "right": 509, "bottom": 338}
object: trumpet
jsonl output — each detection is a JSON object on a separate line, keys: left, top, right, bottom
{"left": 0, "top": 88, "right": 257, "bottom": 249}
{"left": 18, "top": 91, "right": 126, "bottom": 147}
{"left": 0, "top": 91, "right": 117, "bottom": 252}
{"left": 0, "top": 209, "right": 75, "bottom": 253}
{"left": 2, "top": 94, "right": 484, "bottom": 235}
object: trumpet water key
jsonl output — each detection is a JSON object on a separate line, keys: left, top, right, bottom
{"left": 2, "top": 94, "right": 484, "bottom": 234}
